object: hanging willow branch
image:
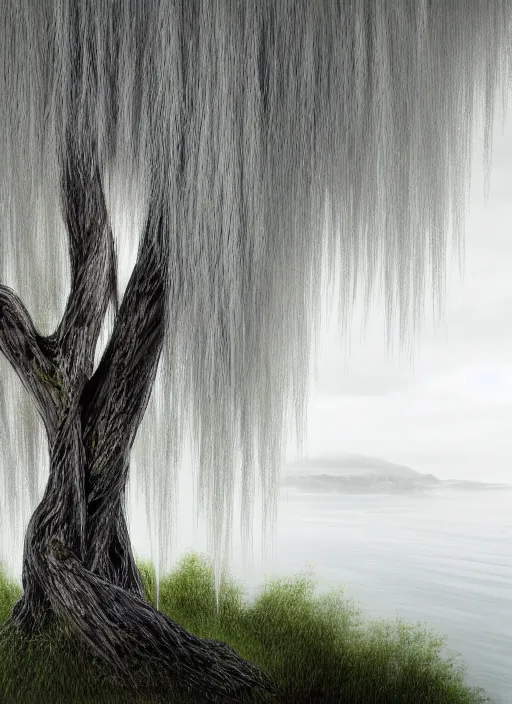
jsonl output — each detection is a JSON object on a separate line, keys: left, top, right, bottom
{"left": 0, "top": 0, "right": 510, "bottom": 608}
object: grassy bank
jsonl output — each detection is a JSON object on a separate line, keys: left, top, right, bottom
{"left": 0, "top": 552, "right": 493, "bottom": 703}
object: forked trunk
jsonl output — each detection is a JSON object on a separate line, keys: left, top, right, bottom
{"left": 0, "top": 139, "right": 276, "bottom": 702}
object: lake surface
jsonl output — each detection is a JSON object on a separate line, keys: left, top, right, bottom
{"left": 2, "top": 482, "right": 510, "bottom": 701}
{"left": 227, "top": 489, "right": 511, "bottom": 703}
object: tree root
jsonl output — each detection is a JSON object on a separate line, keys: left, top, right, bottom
{"left": 0, "top": 543, "right": 276, "bottom": 703}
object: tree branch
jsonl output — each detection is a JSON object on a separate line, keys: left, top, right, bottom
{"left": 78, "top": 210, "right": 168, "bottom": 569}
{"left": 0, "top": 284, "right": 62, "bottom": 436}
{"left": 80, "top": 211, "right": 167, "bottom": 475}
{"left": 56, "top": 138, "right": 118, "bottom": 387}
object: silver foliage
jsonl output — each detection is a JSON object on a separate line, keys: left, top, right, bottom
{"left": 0, "top": 0, "right": 511, "bottom": 607}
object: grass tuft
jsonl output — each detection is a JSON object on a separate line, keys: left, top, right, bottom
{"left": 0, "top": 552, "right": 493, "bottom": 703}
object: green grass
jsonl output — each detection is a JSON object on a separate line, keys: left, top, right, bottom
{"left": 0, "top": 552, "right": 494, "bottom": 703}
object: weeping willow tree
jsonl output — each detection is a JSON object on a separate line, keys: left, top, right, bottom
{"left": 0, "top": 0, "right": 511, "bottom": 700}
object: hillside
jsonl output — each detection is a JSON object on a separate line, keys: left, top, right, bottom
{"left": 282, "top": 454, "right": 510, "bottom": 494}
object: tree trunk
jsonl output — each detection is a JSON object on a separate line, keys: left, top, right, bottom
{"left": 0, "top": 139, "right": 276, "bottom": 702}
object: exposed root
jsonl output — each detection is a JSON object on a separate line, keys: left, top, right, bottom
{"left": 1, "top": 544, "right": 276, "bottom": 703}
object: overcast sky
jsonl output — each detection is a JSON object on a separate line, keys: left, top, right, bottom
{"left": 291, "top": 115, "right": 512, "bottom": 483}
{"left": 148, "top": 110, "right": 512, "bottom": 577}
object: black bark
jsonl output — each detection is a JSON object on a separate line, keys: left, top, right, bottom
{"left": 0, "top": 139, "right": 276, "bottom": 702}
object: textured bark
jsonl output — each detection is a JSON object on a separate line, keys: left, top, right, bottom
{"left": 0, "top": 140, "right": 277, "bottom": 702}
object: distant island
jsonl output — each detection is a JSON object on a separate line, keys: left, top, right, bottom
{"left": 281, "top": 454, "right": 512, "bottom": 494}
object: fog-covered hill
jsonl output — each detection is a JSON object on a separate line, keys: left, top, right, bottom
{"left": 281, "top": 454, "right": 511, "bottom": 494}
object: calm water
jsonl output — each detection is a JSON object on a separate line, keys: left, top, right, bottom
{"left": 3, "top": 484, "right": 510, "bottom": 700}
{"left": 230, "top": 489, "right": 512, "bottom": 703}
